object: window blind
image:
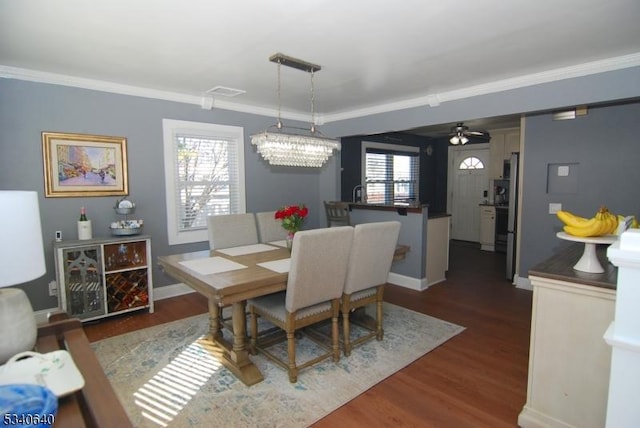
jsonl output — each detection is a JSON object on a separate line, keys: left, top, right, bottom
{"left": 365, "top": 148, "right": 419, "bottom": 204}
{"left": 174, "top": 134, "right": 241, "bottom": 231}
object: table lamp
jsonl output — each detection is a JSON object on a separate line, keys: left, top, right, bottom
{"left": 0, "top": 191, "right": 46, "bottom": 363}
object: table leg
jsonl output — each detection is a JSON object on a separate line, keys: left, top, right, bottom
{"left": 204, "top": 300, "right": 264, "bottom": 386}
{"left": 207, "top": 299, "right": 223, "bottom": 342}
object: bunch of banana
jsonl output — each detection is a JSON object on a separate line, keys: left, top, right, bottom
{"left": 556, "top": 206, "right": 618, "bottom": 237}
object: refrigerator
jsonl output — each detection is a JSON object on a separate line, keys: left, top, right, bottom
{"left": 506, "top": 152, "right": 519, "bottom": 281}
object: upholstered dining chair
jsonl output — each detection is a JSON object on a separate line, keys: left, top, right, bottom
{"left": 207, "top": 213, "right": 259, "bottom": 250}
{"left": 323, "top": 200, "right": 351, "bottom": 227}
{"left": 255, "top": 211, "right": 288, "bottom": 243}
{"left": 248, "top": 226, "right": 354, "bottom": 383}
{"left": 207, "top": 213, "right": 259, "bottom": 331}
{"left": 341, "top": 221, "right": 401, "bottom": 356}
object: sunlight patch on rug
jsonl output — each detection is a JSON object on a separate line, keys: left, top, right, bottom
{"left": 132, "top": 338, "right": 224, "bottom": 426}
{"left": 92, "top": 303, "right": 464, "bottom": 427}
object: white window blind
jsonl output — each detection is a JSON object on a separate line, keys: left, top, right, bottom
{"left": 365, "top": 147, "right": 419, "bottom": 204}
{"left": 163, "top": 119, "right": 245, "bottom": 245}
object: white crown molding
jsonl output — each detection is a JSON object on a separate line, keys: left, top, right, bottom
{"left": 322, "top": 52, "right": 640, "bottom": 123}
{"left": 2, "top": 52, "right": 639, "bottom": 124}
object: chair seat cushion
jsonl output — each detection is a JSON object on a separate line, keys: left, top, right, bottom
{"left": 348, "top": 287, "right": 377, "bottom": 303}
{"left": 249, "top": 292, "right": 333, "bottom": 323}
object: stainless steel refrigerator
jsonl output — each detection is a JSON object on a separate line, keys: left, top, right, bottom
{"left": 506, "top": 152, "right": 519, "bottom": 281}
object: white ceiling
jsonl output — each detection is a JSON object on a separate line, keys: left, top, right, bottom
{"left": 1, "top": 0, "right": 639, "bottom": 135}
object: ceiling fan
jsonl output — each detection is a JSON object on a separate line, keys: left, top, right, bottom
{"left": 448, "top": 122, "right": 488, "bottom": 145}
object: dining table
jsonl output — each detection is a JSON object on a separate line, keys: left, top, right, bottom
{"left": 157, "top": 240, "right": 410, "bottom": 386}
{"left": 157, "top": 242, "right": 291, "bottom": 386}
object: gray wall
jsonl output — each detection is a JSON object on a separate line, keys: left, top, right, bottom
{"left": 1, "top": 64, "right": 639, "bottom": 311}
{"left": 0, "top": 80, "right": 338, "bottom": 310}
{"left": 519, "top": 102, "right": 640, "bottom": 277}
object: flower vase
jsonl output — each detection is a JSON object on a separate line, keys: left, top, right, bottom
{"left": 286, "top": 232, "right": 295, "bottom": 252}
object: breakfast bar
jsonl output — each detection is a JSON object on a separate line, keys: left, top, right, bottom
{"left": 348, "top": 203, "right": 450, "bottom": 291}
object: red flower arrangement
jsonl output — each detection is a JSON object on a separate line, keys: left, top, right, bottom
{"left": 275, "top": 204, "right": 309, "bottom": 235}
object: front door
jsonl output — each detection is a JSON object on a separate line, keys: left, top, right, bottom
{"left": 449, "top": 145, "right": 490, "bottom": 242}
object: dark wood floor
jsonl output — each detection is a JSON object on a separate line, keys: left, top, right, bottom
{"left": 83, "top": 240, "right": 532, "bottom": 427}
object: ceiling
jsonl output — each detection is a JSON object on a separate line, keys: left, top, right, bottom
{"left": 1, "top": 0, "right": 639, "bottom": 137}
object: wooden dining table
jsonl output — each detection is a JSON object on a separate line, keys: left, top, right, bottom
{"left": 157, "top": 243, "right": 290, "bottom": 386}
{"left": 157, "top": 241, "right": 410, "bottom": 386}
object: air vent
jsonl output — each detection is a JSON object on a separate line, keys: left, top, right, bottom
{"left": 205, "top": 86, "right": 246, "bottom": 97}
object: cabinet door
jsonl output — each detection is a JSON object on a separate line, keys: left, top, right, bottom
{"left": 505, "top": 132, "right": 520, "bottom": 157}
{"left": 61, "top": 246, "right": 106, "bottom": 319}
{"left": 479, "top": 207, "right": 496, "bottom": 246}
{"left": 489, "top": 133, "right": 506, "bottom": 179}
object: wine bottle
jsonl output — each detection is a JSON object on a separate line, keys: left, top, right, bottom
{"left": 78, "top": 207, "right": 92, "bottom": 240}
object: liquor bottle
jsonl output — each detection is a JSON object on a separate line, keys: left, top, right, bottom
{"left": 78, "top": 207, "right": 92, "bottom": 240}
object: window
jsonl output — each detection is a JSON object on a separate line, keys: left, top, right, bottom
{"left": 362, "top": 142, "right": 419, "bottom": 205}
{"left": 458, "top": 156, "right": 485, "bottom": 170}
{"left": 163, "top": 119, "right": 245, "bottom": 245}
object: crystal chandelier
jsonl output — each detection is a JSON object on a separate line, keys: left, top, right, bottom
{"left": 251, "top": 53, "right": 341, "bottom": 168}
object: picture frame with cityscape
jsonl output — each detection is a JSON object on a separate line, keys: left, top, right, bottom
{"left": 42, "top": 131, "right": 128, "bottom": 197}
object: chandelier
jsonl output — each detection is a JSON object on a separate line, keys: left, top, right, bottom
{"left": 250, "top": 53, "right": 341, "bottom": 168}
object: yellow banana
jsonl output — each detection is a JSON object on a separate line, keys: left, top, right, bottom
{"left": 556, "top": 210, "right": 589, "bottom": 228}
{"left": 600, "top": 208, "right": 616, "bottom": 235}
{"left": 562, "top": 207, "right": 611, "bottom": 237}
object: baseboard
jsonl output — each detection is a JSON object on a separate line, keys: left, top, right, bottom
{"left": 152, "top": 282, "right": 196, "bottom": 300}
{"left": 518, "top": 405, "right": 572, "bottom": 428}
{"left": 514, "top": 275, "right": 532, "bottom": 290}
{"left": 388, "top": 272, "right": 429, "bottom": 291}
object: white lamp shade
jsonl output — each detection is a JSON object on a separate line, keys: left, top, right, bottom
{"left": 0, "top": 191, "right": 46, "bottom": 287}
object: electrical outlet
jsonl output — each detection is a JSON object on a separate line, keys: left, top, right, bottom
{"left": 48, "top": 280, "right": 57, "bottom": 296}
{"left": 549, "top": 203, "right": 562, "bottom": 214}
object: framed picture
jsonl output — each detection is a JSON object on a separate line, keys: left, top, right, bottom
{"left": 42, "top": 132, "right": 129, "bottom": 197}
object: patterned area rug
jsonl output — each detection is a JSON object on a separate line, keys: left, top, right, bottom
{"left": 92, "top": 303, "right": 464, "bottom": 427}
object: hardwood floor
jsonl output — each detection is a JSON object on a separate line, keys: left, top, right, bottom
{"left": 83, "top": 240, "right": 532, "bottom": 427}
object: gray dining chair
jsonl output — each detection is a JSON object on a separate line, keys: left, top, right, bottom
{"left": 248, "top": 226, "right": 354, "bottom": 383}
{"left": 207, "top": 213, "right": 259, "bottom": 250}
{"left": 341, "top": 221, "right": 401, "bottom": 356}
{"left": 255, "top": 211, "right": 288, "bottom": 243}
{"left": 207, "top": 212, "right": 260, "bottom": 331}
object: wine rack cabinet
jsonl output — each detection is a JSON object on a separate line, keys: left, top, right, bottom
{"left": 54, "top": 235, "right": 154, "bottom": 321}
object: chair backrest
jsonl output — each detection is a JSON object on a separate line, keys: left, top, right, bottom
{"left": 207, "top": 213, "right": 259, "bottom": 249}
{"left": 286, "top": 226, "right": 353, "bottom": 313}
{"left": 255, "top": 211, "right": 288, "bottom": 243}
{"left": 343, "top": 221, "right": 401, "bottom": 295}
{"left": 324, "top": 201, "right": 351, "bottom": 227}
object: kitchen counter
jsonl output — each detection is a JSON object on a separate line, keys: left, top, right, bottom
{"left": 528, "top": 242, "right": 617, "bottom": 289}
{"left": 349, "top": 202, "right": 426, "bottom": 214}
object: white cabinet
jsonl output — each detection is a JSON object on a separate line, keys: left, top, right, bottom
{"left": 479, "top": 205, "right": 495, "bottom": 251}
{"left": 519, "top": 274, "right": 615, "bottom": 428}
{"left": 489, "top": 128, "right": 520, "bottom": 179}
{"left": 54, "top": 235, "right": 154, "bottom": 321}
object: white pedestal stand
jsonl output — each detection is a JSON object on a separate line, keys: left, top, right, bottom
{"left": 556, "top": 232, "right": 617, "bottom": 273}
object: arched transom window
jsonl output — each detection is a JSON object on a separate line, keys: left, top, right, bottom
{"left": 458, "top": 156, "right": 485, "bottom": 170}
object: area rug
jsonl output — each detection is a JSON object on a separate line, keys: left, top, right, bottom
{"left": 92, "top": 303, "right": 464, "bottom": 427}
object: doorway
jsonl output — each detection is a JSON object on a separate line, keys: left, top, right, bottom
{"left": 447, "top": 144, "right": 490, "bottom": 242}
